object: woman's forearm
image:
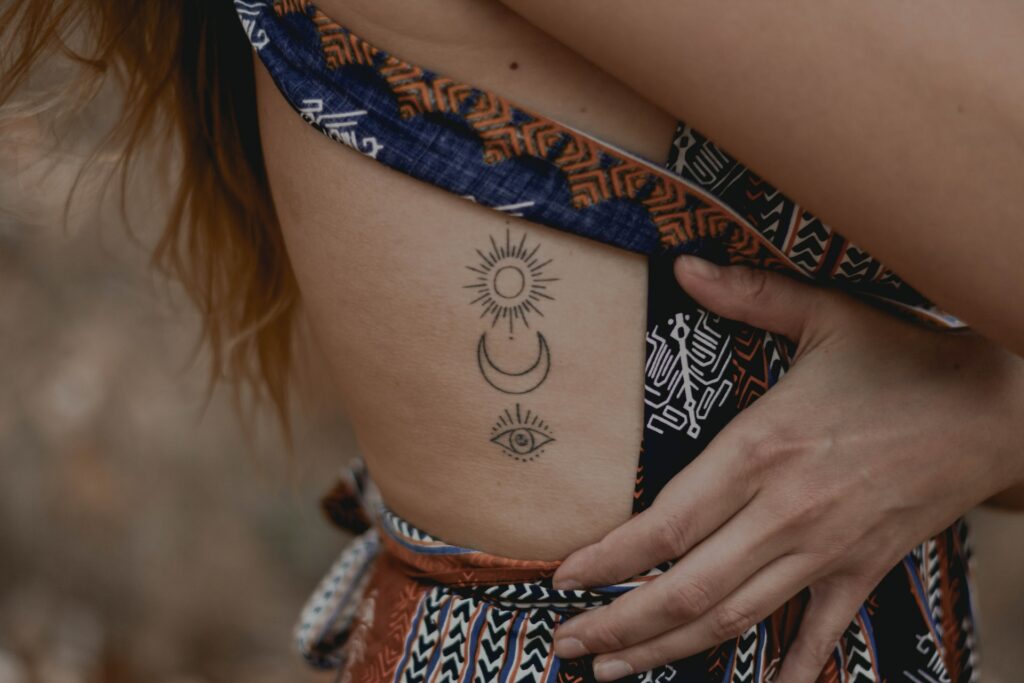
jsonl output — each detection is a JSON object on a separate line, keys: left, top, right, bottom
{"left": 989, "top": 482, "right": 1024, "bottom": 509}
{"left": 498, "top": 0, "right": 1024, "bottom": 353}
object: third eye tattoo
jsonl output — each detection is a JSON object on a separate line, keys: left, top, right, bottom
{"left": 490, "top": 403, "right": 555, "bottom": 462}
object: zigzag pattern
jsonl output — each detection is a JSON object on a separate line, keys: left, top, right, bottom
{"left": 478, "top": 581, "right": 613, "bottom": 611}
{"left": 272, "top": 0, "right": 309, "bottom": 14}
{"left": 666, "top": 123, "right": 921, "bottom": 299}
{"left": 785, "top": 215, "right": 833, "bottom": 274}
{"left": 313, "top": 9, "right": 378, "bottom": 69}
{"left": 746, "top": 181, "right": 789, "bottom": 243}
{"left": 381, "top": 509, "right": 474, "bottom": 554}
{"left": 430, "top": 595, "right": 479, "bottom": 683}
{"left": 840, "top": 616, "right": 879, "bottom": 683}
{"left": 634, "top": 458, "right": 646, "bottom": 507}
{"left": 464, "top": 92, "right": 524, "bottom": 164}
{"left": 730, "top": 329, "right": 789, "bottom": 410}
{"left": 730, "top": 626, "right": 759, "bottom": 683}
{"left": 722, "top": 220, "right": 787, "bottom": 269}
{"left": 382, "top": 587, "right": 564, "bottom": 683}
{"left": 520, "top": 120, "right": 564, "bottom": 159}
{"left": 295, "top": 19, "right": 825, "bottom": 275}
{"left": 553, "top": 138, "right": 614, "bottom": 208}
{"left": 923, "top": 539, "right": 946, "bottom": 638}
{"left": 953, "top": 520, "right": 979, "bottom": 683}
{"left": 874, "top": 267, "right": 903, "bottom": 288}
{"left": 832, "top": 243, "right": 881, "bottom": 283}
{"left": 731, "top": 328, "right": 771, "bottom": 410}
{"left": 962, "top": 614, "right": 979, "bottom": 683}
{"left": 641, "top": 181, "right": 697, "bottom": 246}
{"left": 473, "top": 605, "right": 517, "bottom": 683}
{"left": 394, "top": 587, "right": 448, "bottom": 682}
{"left": 938, "top": 529, "right": 977, "bottom": 683}
{"left": 512, "top": 611, "right": 558, "bottom": 682}
{"left": 294, "top": 530, "right": 380, "bottom": 668}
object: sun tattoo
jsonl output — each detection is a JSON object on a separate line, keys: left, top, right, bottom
{"left": 489, "top": 403, "right": 555, "bottom": 462}
{"left": 464, "top": 228, "right": 559, "bottom": 336}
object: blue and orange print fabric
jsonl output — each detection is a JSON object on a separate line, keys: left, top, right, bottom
{"left": 234, "top": 1, "right": 978, "bottom": 682}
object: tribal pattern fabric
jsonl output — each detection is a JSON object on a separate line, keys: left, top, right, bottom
{"left": 300, "top": 460, "right": 976, "bottom": 683}
{"left": 235, "top": 1, "right": 979, "bottom": 681}
{"left": 235, "top": 0, "right": 963, "bottom": 323}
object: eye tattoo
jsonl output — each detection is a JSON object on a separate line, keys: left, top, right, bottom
{"left": 490, "top": 403, "right": 555, "bottom": 462}
{"left": 464, "top": 228, "right": 558, "bottom": 338}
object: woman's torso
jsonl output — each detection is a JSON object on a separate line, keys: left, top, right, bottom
{"left": 255, "top": 0, "right": 678, "bottom": 559}
{"left": 248, "top": 4, "right": 979, "bottom": 680}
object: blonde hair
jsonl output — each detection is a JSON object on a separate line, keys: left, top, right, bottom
{"left": 1, "top": 0, "right": 298, "bottom": 437}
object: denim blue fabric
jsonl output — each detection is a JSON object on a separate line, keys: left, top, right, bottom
{"left": 239, "top": 0, "right": 663, "bottom": 254}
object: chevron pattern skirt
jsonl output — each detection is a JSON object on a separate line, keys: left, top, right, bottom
{"left": 298, "top": 459, "right": 928, "bottom": 683}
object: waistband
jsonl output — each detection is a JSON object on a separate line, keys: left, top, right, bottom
{"left": 295, "top": 458, "right": 663, "bottom": 669}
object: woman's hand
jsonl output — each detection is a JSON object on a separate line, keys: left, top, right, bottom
{"left": 550, "top": 256, "right": 1024, "bottom": 682}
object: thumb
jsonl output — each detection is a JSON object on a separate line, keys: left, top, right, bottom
{"left": 673, "top": 255, "right": 827, "bottom": 342}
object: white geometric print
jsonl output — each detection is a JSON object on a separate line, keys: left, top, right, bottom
{"left": 645, "top": 309, "right": 733, "bottom": 437}
{"left": 235, "top": 1, "right": 270, "bottom": 50}
{"left": 299, "top": 99, "right": 384, "bottom": 158}
{"left": 638, "top": 663, "right": 679, "bottom": 682}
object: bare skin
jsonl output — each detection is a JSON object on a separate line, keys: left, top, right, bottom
{"left": 462, "top": 3, "right": 1024, "bottom": 678}
{"left": 254, "top": 0, "right": 1024, "bottom": 678}
{"left": 498, "top": 0, "right": 1024, "bottom": 355}
{"left": 255, "top": 0, "right": 677, "bottom": 560}
{"left": 551, "top": 262, "right": 1024, "bottom": 681}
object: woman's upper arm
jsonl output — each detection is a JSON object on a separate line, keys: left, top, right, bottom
{"left": 498, "top": 0, "right": 1024, "bottom": 354}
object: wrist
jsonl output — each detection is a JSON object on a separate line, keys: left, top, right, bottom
{"left": 981, "top": 352, "right": 1024, "bottom": 509}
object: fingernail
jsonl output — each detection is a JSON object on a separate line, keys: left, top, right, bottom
{"left": 552, "top": 577, "right": 582, "bottom": 590}
{"left": 593, "top": 658, "right": 634, "bottom": 681}
{"left": 553, "top": 636, "right": 589, "bottom": 659}
{"left": 675, "top": 255, "right": 719, "bottom": 280}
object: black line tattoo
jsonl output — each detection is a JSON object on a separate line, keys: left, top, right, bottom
{"left": 489, "top": 403, "right": 555, "bottom": 462}
{"left": 477, "top": 332, "right": 551, "bottom": 394}
{"left": 464, "top": 228, "right": 559, "bottom": 338}
{"left": 465, "top": 229, "right": 560, "bottom": 457}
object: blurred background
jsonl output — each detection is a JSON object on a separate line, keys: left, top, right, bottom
{"left": 0, "top": 62, "right": 347, "bottom": 683}
{"left": 1, "top": 46, "right": 1023, "bottom": 683}
{"left": 0, "top": 208, "right": 348, "bottom": 682}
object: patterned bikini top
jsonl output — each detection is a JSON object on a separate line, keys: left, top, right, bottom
{"left": 236, "top": 0, "right": 960, "bottom": 510}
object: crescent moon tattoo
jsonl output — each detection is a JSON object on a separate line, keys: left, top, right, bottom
{"left": 477, "top": 332, "right": 551, "bottom": 394}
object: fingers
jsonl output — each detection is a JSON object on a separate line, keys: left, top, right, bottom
{"left": 585, "top": 553, "right": 820, "bottom": 681}
{"left": 674, "top": 255, "right": 828, "bottom": 342}
{"left": 775, "top": 580, "right": 868, "bottom": 683}
{"left": 553, "top": 497, "right": 786, "bottom": 657}
{"left": 552, "top": 421, "right": 758, "bottom": 590}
